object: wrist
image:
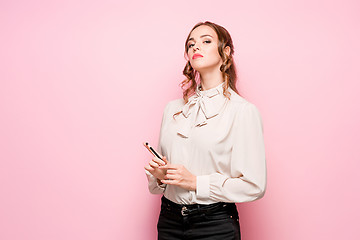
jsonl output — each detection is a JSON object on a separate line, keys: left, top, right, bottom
{"left": 192, "top": 176, "right": 197, "bottom": 191}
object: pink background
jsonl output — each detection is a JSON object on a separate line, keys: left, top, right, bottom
{"left": 1, "top": 0, "right": 359, "bottom": 239}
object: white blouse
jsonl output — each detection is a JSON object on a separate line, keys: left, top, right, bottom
{"left": 145, "top": 82, "right": 267, "bottom": 205}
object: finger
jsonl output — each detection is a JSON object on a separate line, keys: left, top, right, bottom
{"left": 144, "top": 165, "right": 154, "bottom": 171}
{"left": 159, "top": 163, "right": 178, "bottom": 169}
{"left": 164, "top": 173, "right": 177, "bottom": 179}
{"left": 161, "top": 179, "right": 178, "bottom": 185}
{"left": 162, "top": 156, "right": 168, "bottom": 164}
{"left": 149, "top": 161, "right": 160, "bottom": 168}
{"left": 166, "top": 169, "right": 177, "bottom": 174}
{"left": 152, "top": 157, "right": 166, "bottom": 166}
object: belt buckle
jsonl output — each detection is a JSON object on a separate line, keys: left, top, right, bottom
{"left": 181, "top": 206, "right": 188, "bottom": 216}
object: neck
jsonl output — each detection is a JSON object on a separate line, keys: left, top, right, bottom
{"left": 199, "top": 68, "right": 224, "bottom": 91}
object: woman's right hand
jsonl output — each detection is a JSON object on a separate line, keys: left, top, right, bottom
{"left": 144, "top": 156, "right": 168, "bottom": 181}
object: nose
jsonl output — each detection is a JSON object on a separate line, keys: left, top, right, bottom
{"left": 193, "top": 44, "right": 200, "bottom": 52}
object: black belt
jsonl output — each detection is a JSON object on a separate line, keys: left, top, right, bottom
{"left": 161, "top": 195, "right": 235, "bottom": 217}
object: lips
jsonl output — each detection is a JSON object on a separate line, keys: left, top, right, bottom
{"left": 192, "top": 53, "right": 203, "bottom": 59}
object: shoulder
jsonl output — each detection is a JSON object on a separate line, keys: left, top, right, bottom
{"left": 165, "top": 98, "right": 185, "bottom": 108}
{"left": 162, "top": 98, "right": 185, "bottom": 115}
{"left": 228, "top": 88, "right": 258, "bottom": 111}
{"left": 230, "top": 92, "right": 264, "bottom": 134}
{"left": 228, "top": 89, "right": 263, "bottom": 123}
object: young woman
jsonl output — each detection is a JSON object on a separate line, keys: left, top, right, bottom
{"left": 144, "top": 21, "right": 267, "bottom": 240}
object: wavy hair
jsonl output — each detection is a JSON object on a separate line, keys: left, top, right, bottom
{"left": 172, "top": 21, "right": 241, "bottom": 119}
{"left": 181, "top": 21, "right": 241, "bottom": 103}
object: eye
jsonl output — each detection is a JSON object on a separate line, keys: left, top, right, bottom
{"left": 188, "top": 40, "right": 211, "bottom": 49}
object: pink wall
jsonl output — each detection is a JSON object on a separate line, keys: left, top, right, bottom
{"left": 1, "top": 0, "right": 359, "bottom": 239}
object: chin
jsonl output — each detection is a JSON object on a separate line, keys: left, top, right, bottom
{"left": 191, "top": 59, "right": 222, "bottom": 72}
{"left": 192, "top": 63, "right": 218, "bottom": 73}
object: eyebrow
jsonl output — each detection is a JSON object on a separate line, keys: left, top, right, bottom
{"left": 188, "top": 34, "right": 213, "bottom": 42}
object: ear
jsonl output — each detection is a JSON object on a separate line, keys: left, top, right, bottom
{"left": 224, "top": 45, "right": 231, "bottom": 57}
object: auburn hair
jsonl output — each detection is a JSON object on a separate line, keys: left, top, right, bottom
{"left": 174, "top": 21, "right": 242, "bottom": 119}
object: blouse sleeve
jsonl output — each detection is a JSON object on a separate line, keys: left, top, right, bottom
{"left": 196, "top": 102, "right": 267, "bottom": 203}
{"left": 145, "top": 102, "right": 170, "bottom": 194}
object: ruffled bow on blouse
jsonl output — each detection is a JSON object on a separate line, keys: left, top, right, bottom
{"left": 177, "top": 82, "right": 228, "bottom": 138}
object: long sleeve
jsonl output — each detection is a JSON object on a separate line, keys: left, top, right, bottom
{"left": 196, "top": 102, "right": 267, "bottom": 203}
{"left": 145, "top": 171, "right": 166, "bottom": 194}
{"left": 145, "top": 102, "right": 170, "bottom": 194}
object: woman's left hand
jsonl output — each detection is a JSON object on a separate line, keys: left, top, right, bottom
{"left": 159, "top": 164, "right": 196, "bottom": 191}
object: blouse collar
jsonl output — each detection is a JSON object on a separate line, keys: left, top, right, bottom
{"left": 196, "top": 81, "right": 225, "bottom": 97}
{"left": 177, "top": 82, "right": 228, "bottom": 138}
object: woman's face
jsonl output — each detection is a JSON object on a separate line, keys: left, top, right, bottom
{"left": 186, "top": 25, "right": 222, "bottom": 73}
